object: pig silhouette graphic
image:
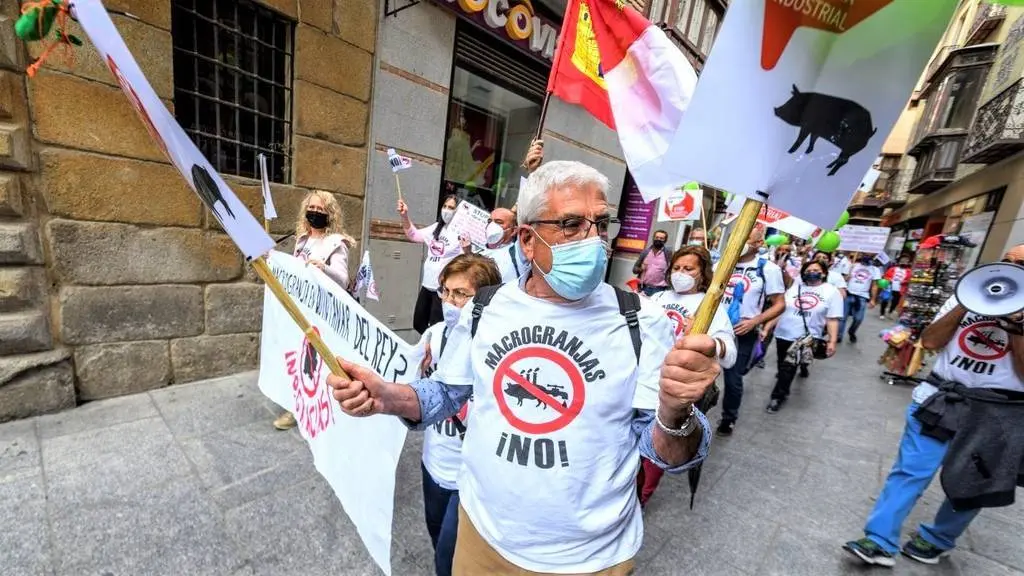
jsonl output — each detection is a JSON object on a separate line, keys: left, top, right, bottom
{"left": 774, "top": 85, "right": 876, "bottom": 176}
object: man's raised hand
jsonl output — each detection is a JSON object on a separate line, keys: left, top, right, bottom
{"left": 328, "top": 358, "right": 387, "bottom": 417}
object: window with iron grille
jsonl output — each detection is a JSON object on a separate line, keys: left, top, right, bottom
{"left": 171, "top": 0, "right": 294, "bottom": 183}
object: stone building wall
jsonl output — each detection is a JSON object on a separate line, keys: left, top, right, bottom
{"left": 0, "top": 0, "right": 375, "bottom": 420}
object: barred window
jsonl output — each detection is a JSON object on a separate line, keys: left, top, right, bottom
{"left": 171, "top": 0, "right": 294, "bottom": 183}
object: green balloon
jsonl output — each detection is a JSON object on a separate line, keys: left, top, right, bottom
{"left": 834, "top": 210, "right": 850, "bottom": 230}
{"left": 682, "top": 181, "right": 701, "bottom": 191}
{"left": 989, "top": 0, "right": 1024, "bottom": 5}
{"left": 765, "top": 233, "right": 788, "bottom": 247}
{"left": 816, "top": 230, "right": 841, "bottom": 252}
{"left": 877, "top": 278, "right": 891, "bottom": 290}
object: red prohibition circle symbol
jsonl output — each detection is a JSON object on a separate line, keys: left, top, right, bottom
{"left": 492, "top": 346, "right": 585, "bottom": 435}
{"left": 725, "top": 272, "right": 751, "bottom": 298}
{"left": 795, "top": 292, "right": 821, "bottom": 311}
{"left": 958, "top": 321, "right": 1009, "bottom": 361}
{"left": 853, "top": 269, "right": 871, "bottom": 282}
{"left": 429, "top": 240, "right": 446, "bottom": 257}
{"left": 665, "top": 308, "right": 686, "bottom": 336}
{"left": 457, "top": 400, "right": 470, "bottom": 422}
{"left": 299, "top": 326, "right": 324, "bottom": 398}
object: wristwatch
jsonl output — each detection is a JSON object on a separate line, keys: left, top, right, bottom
{"left": 655, "top": 404, "right": 699, "bottom": 437}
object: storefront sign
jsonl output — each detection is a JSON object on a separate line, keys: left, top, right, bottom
{"left": 657, "top": 184, "right": 703, "bottom": 222}
{"left": 434, "top": 0, "right": 559, "bottom": 63}
{"left": 617, "top": 176, "right": 656, "bottom": 253}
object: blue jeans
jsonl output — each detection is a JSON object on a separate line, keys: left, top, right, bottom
{"left": 721, "top": 330, "right": 759, "bottom": 424}
{"left": 840, "top": 294, "right": 868, "bottom": 338}
{"left": 421, "top": 464, "right": 460, "bottom": 576}
{"left": 864, "top": 402, "right": 980, "bottom": 554}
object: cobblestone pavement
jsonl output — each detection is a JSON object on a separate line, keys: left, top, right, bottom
{"left": 2, "top": 315, "right": 1022, "bottom": 576}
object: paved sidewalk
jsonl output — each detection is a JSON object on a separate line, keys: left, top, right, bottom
{"left": 2, "top": 315, "right": 1022, "bottom": 576}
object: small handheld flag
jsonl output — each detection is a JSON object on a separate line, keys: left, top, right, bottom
{"left": 355, "top": 251, "right": 380, "bottom": 302}
{"left": 258, "top": 154, "right": 277, "bottom": 230}
{"left": 387, "top": 148, "right": 412, "bottom": 172}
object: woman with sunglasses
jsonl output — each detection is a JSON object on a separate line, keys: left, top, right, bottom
{"left": 416, "top": 254, "right": 502, "bottom": 576}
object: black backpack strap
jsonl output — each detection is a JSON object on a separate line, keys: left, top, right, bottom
{"left": 509, "top": 244, "right": 520, "bottom": 277}
{"left": 439, "top": 326, "right": 449, "bottom": 358}
{"left": 470, "top": 284, "right": 502, "bottom": 337}
{"left": 613, "top": 287, "right": 642, "bottom": 363}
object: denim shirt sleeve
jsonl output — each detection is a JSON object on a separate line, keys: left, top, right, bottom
{"left": 401, "top": 377, "right": 473, "bottom": 430}
{"left": 635, "top": 407, "right": 712, "bottom": 473}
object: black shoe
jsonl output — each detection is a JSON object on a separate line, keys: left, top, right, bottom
{"left": 766, "top": 399, "right": 782, "bottom": 413}
{"left": 901, "top": 533, "right": 949, "bottom": 565}
{"left": 716, "top": 420, "right": 734, "bottom": 436}
{"left": 843, "top": 538, "right": 896, "bottom": 567}
{"left": 799, "top": 365, "right": 810, "bottom": 378}
{"left": 849, "top": 333, "right": 858, "bottom": 344}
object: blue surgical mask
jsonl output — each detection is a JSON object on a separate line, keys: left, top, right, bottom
{"left": 535, "top": 235, "right": 608, "bottom": 301}
{"left": 758, "top": 246, "right": 769, "bottom": 256}
{"left": 442, "top": 302, "right": 462, "bottom": 330}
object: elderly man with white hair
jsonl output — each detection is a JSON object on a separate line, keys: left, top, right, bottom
{"left": 329, "top": 160, "right": 717, "bottom": 575}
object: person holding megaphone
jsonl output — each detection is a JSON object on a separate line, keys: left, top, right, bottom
{"left": 844, "top": 245, "right": 1024, "bottom": 568}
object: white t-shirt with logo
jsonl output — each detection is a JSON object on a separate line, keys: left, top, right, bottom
{"left": 914, "top": 297, "right": 1024, "bottom": 403}
{"left": 888, "top": 266, "right": 911, "bottom": 293}
{"left": 774, "top": 282, "right": 845, "bottom": 341}
{"left": 833, "top": 256, "right": 851, "bottom": 276}
{"left": 434, "top": 282, "right": 674, "bottom": 573}
{"left": 718, "top": 258, "right": 786, "bottom": 320}
{"left": 479, "top": 242, "right": 522, "bottom": 284}
{"left": 419, "top": 223, "right": 463, "bottom": 291}
{"left": 418, "top": 322, "right": 472, "bottom": 491}
{"left": 649, "top": 290, "right": 737, "bottom": 369}
{"left": 847, "top": 264, "right": 882, "bottom": 299}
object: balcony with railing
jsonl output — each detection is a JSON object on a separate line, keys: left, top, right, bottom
{"left": 882, "top": 169, "right": 911, "bottom": 208}
{"left": 962, "top": 76, "right": 1024, "bottom": 163}
{"left": 967, "top": 3, "right": 1007, "bottom": 46}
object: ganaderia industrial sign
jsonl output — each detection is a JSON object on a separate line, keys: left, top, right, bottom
{"left": 433, "top": 0, "right": 559, "bottom": 63}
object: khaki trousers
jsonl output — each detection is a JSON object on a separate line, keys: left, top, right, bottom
{"left": 452, "top": 506, "right": 636, "bottom": 576}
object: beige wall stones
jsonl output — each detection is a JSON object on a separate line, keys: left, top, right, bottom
{"left": 0, "top": 0, "right": 375, "bottom": 419}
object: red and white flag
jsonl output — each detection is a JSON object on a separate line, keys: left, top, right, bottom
{"left": 550, "top": 0, "right": 698, "bottom": 202}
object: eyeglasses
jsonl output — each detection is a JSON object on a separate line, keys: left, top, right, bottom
{"left": 437, "top": 287, "right": 474, "bottom": 305}
{"left": 529, "top": 215, "right": 621, "bottom": 241}
{"left": 1002, "top": 258, "right": 1024, "bottom": 267}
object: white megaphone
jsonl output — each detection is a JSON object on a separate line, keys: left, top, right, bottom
{"left": 954, "top": 262, "right": 1024, "bottom": 317}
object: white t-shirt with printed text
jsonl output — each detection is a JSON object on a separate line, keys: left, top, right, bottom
{"left": 774, "top": 282, "right": 845, "bottom": 341}
{"left": 847, "top": 264, "right": 882, "bottom": 299}
{"left": 418, "top": 322, "right": 472, "bottom": 491}
{"left": 434, "top": 281, "right": 675, "bottom": 573}
{"left": 718, "top": 258, "right": 786, "bottom": 320}
{"left": 649, "top": 290, "right": 737, "bottom": 369}
{"left": 420, "top": 223, "right": 463, "bottom": 291}
{"left": 478, "top": 242, "right": 522, "bottom": 284}
{"left": 914, "top": 297, "right": 1023, "bottom": 403}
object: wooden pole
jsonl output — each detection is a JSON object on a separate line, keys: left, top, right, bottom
{"left": 394, "top": 173, "right": 404, "bottom": 204}
{"left": 689, "top": 196, "right": 764, "bottom": 335}
{"left": 250, "top": 256, "right": 350, "bottom": 380}
{"left": 522, "top": 92, "right": 553, "bottom": 170}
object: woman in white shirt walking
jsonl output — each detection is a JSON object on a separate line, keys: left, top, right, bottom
{"left": 273, "top": 190, "right": 355, "bottom": 431}
{"left": 763, "top": 259, "right": 843, "bottom": 413}
{"left": 639, "top": 245, "right": 737, "bottom": 506}
{"left": 401, "top": 194, "right": 466, "bottom": 334}
{"left": 416, "top": 254, "right": 502, "bottom": 576}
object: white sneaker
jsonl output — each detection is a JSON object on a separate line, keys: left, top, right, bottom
{"left": 879, "top": 314, "right": 886, "bottom": 320}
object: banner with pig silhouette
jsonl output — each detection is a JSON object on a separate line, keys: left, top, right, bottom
{"left": 652, "top": 0, "right": 958, "bottom": 229}
{"left": 258, "top": 251, "right": 424, "bottom": 575}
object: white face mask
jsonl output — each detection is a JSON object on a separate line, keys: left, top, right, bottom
{"left": 442, "top": 301, "right": 462, "bottom": 329}
{"left": 441, "top": 208, "right": 455, "bottom": 224}
{"left": 485, "top": 222, "right": 504, "bottom": 245}
{"left": 688, "top": 239, "right": 703, "bottom": 246}
{"left": 671, "top": 271, "right": 697, "bottom": 294}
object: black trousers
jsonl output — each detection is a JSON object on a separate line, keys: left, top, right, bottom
{"left": 414, "top": 286, "right": 443, "bottom": 334}
{"left": 771, "top": 338, "right": 798, "bottom": 401}
{"left": 880, "top": 291, "right": 902, "bottom": 317}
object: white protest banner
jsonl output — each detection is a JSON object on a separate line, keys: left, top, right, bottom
{"left": 259, "top": 251, "right": 423, "bottom": 576}
{"left": 837, "top": 225, "right": 891, "bottom": 254}
{"left": 259, "top": 154, "right": 277, "bottom": 220}
{"left": 661, "top": 0, "right": 957, "bottom": 229}
{"left": 876, "top": 251, "right": 891, "bottom": 265}
{"left": 657, "top": 184, "right": 703, "bottom": 222}
{"left": 75, "top": 0, "right": 274, "bottom": 259}
{"left": 447, "top": 200, "right": 490, "bottom": 247}
{"left": 859, "top": 167, "right": 882, "bottom": 193}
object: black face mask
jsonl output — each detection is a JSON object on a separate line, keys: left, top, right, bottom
{"left": 305, "top": 210, "right": 329, "bottom": 230}
{"left": 652, "top": 239, "right": 665, "bottom": 249}
{"left": 803, "top": 272, "right": 824, "bottom": 284}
